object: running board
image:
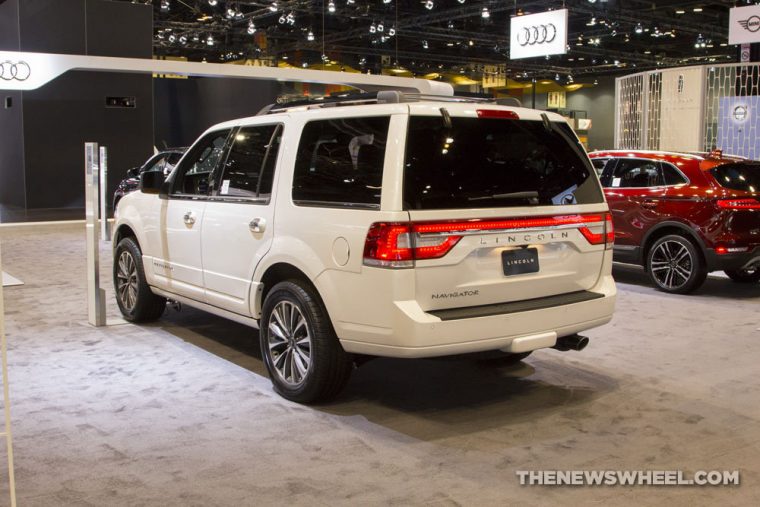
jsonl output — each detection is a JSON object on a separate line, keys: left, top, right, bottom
{"left": 150, "top": 287, "right": 260, "bottom": 329}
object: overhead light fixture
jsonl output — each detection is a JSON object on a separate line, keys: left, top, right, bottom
{"left": 693, "top": 7, "right": 703, "bottom": 13}
{"left": 388, "top": 26, "right": 396, "bottom": 36}
{"left": 377, "top": 21, "right": 384, "bottom": 32}
{"left": 247, "top": 20, "right": 256, "bottom": 34}
{"left": 286, "top": 12, "right": 296, "bottom": 25}
{"left": 269, "top": 2, "right": 278, "bottom": 12}
{"left": 383, "top": 0, "right": 392, "bottom": 3}
{"left": 278, "top": 14, "right": 286, "bottom": 24}
{"left": 457, "top": 0, "right": 465, "bottom": 3}
{"left": 208, "top": 0, "right": 217, "bottom": 5}
{"left": 347, "top": 0, "right": 355, "bottom": 4}
{"left": 328, "top": 0, "right": 336, "bottom": 13}
{"left": 587, "top": 16, "right": 596, "bottom": 26}
{"left": 206, "top": 34, "right": 215, "bottom": 46}
{"left": 481, "top": 7, "right": 490, "bottom": 19}
{"left": 422, "top": 39, "right": 429, "bottom": 49}
{"left": 635, "top": 23, "right": 643, "bottom": 34}
{"left": 555, "top": 73, "right": 560, "bottom": 81}
{"left": 160, "top": 0, "right": 170, "bottom": 12}
{"left": 168, "top": 33, "right": 176, "bottom": 43}
{"left": 179, "top": 35, "right": 187, "bottom": 44}
{"left": 676, "top": 9, "right": 685, "bottom": 14}
{"left": 307, "top": 30, "right": 315, "bottom": 41}
{"left": 369, "top": 22, "right": 376, "bottom": 33}
{"left": 425, "top": 0, "right": 434, "bottom": 10}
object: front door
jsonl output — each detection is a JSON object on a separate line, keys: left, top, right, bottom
{"left": 201, "top": 124, "right": 283, "bottom": 316}
{"left": 152, "top": 129, "right": 231, "bottom": 302}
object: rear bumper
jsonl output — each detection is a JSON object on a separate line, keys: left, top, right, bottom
{"left": 704, "top": 246, "right": 760, "bottom": 271}
{"left": 337, "top": 274, "right": 616, "bottom": 358}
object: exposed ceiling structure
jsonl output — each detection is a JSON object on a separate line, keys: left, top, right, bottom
{"left": 132, "top": 0, "right": 748, "bottom": 84}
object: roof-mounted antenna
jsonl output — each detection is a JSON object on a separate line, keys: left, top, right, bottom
{"left": 440, "top": 107, "right": 452, "bottom": 129}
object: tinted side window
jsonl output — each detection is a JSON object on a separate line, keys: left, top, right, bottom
{"left": 661, "top": 163, "right": 688, "bottom": 185}
{"left": 142, "top": 154, "right": 167, "bottom": 174}
{"left": 292, "top": 117, "right": 390, "bottom": 207}
{"left": 609, "top": 159, "right": 661, "bottom": 188}
{"left": 172, "top": 130, "right": 230, "bottom": 196}
{"left": 591, "top": 158, "right": 609, "bottom": 176}
{"left": 219, "top": 125, "right": 280, "bottom": 199}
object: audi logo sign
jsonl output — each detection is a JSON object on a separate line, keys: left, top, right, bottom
{"left": 0, "top": 61, "right": 30, "bottom": 81}
{"left": 510, "top": 9, "right": 568, "bottom": 60}
{"left": 729, "top": 5, "right": 760, "bottom": 45}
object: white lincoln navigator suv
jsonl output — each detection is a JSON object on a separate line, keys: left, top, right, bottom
{"left": 113, "top": 91, "right": 616, "bottom": 402}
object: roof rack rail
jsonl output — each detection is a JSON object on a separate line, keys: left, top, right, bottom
{"left": 257, "top": 90, "right": 522, "bottom": 115}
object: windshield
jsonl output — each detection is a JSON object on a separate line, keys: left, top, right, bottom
{"left": 710, "top": 163, "right": 760, "bottom": 192}
{"left": 403, "top": 116, "right": 603, "bottom": 210}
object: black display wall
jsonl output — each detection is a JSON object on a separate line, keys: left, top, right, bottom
{"left": 0, "top": 0, "right": 153, "bottom": 221}
{"left": 153, "top": 77, "right": 281, "bottom": 149}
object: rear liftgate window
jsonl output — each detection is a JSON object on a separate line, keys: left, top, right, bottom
{"left": 403, "top": 116, "right": 603, "bottom": 210}
{"left": 293, "top": 116, "right": 390, "bottom": 208}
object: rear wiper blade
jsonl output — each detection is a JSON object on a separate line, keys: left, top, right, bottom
{"left": 468, "top": 191, "right": 539, "bottom": 201}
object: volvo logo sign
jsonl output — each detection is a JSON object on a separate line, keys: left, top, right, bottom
{"left": 510, "top": 8, "right": 568, "bottom": 60}
{"left": 0, "top": 61, "right": 31, "bottom": 81}
{"left": 738, "top": 15, "right": 760, "bottom": 33}
{"left": 517, "top": 24, "right": 557, "bottom": 46}
{"left": 733, "top": 105, "right": 748, "bottom": 121}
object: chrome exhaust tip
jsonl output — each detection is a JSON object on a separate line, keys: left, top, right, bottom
{"left": 553, "top": 334, "right": 590, "bottom": 352}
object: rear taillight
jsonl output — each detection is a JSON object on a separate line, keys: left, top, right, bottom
{"left": 716, "top": 198, "right": 760, "bottom": 210}
{"left": 578, "top": 213, "right": 614, "bottom": 249}
{"left": 363, "top": 223, "right": 462, "bottom": 268}
{"left": 476, "top": 109, "right": 520, "bottom": 120}
{"left": 364, "top": 213, "right": 613, "bottom": 268}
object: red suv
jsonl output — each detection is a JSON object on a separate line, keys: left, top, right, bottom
{"left": 589, "top": 150, "right": 760, "bottom": 293}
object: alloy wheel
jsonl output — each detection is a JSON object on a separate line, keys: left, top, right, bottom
{"left": 650, "top": 240, "right": 693, "bottom": 290}
{"left": 116, "top": 250, "right": 138, "bottom": 311}
{"left": 267, "top": 301, "right": 312, "bottom": 387}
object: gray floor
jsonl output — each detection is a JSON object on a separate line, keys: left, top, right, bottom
{"left": 0, "top": 224, "right": 759, "bottom": 506}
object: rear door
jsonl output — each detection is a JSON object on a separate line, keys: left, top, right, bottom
{"left": 201, "top": 123, "right": 283, "bottom": 316}
{"left": 401, "top": 108, "right": 610, "bottom": 312}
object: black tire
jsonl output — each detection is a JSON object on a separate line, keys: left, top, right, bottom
{"left": 724, "top": 267, "right": 760, "bottom": 283}
{"left": 113, "top": 237, "right": 166, "bottom": 322}
{"left": 645, "top": 234, "right": 707, "bottom": 294}
{"left": 260, "top": 280, "right": 352, "bottom": 403}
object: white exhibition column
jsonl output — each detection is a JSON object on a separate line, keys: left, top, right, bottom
{"left": 0, "top": 243, "right": 18, "bottom": 507}
{"left": 99, "top": 147, "right": 110, "bottom": 243}
{"left": 85, "top": 143, "right": 107, "bottom": 327}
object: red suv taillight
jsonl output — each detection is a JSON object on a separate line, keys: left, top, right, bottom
{"left": 363, "top": 213, "right": 614, "bottom": 268}
{"left": 716, "top": 198, "right": 760, "bottom": 210}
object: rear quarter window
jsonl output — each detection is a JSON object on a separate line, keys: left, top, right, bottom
{"left": 292, "top": 116, "right": 390, "bottom": 208}
{"left": 710, "top": 163, "right": 760, "bottom": 192}
{"left": 403, "top": 116, "right": 603, "bottom": 210}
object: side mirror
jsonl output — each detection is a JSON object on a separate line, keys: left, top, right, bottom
{"left": 126, "top": 166, "right": 140, "bottom": 178}
{"left": 140, "top": 171, "right": 165, "bottom": 194}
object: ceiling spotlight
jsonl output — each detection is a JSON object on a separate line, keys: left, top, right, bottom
{"left": 555, "top": 73, "right": 560, "bottom": 81}
{"left": 369, "top": 22, "right": 376, "bottom": 33}
{"left": 286, "top": 12, "right": 296, "bottom": 25}
{"left": 278, "top": 14, "right": 286, "bottom": 24}
{"left": 425, "top": 0, "right": 434, "bottom": 10}
{"left": 635, "top": 23, "right": 643, "bottom": 34}
{"left": 457, "top": 0, "right": 465, "bottom": 3}
{"left": 328, "top": 0, "right": 336, "bottom": 13}
{"left": 383, "top": 0, "right": 392, "bottom": 3}
{"left": 587, "top": 16, "right": 596, "bottom": 26}
{"left": 481, "top": 7, "right": 490, "bottom": 19}
{"left": 208, "top": 0, "right": 217, "bottom": 5}
{"left": 179, "top": 35, "right": 187, "bottom": 44}
{"left": 695, "top": 33, "right": 707, "bottom": 48}
{"left": 422, "top": 40, "right": 429, "bottom": 49}
{"left": 302, "top": 62, "right": 308, "bottom": 68}
{"left": 307, "top": 30, "right": 315, "bottom": 41}
{"left": 587, "top": 0, "right": 597, "bottom": 3}
{"left": 347, "top": 0, "right": 355, "bottom": 4}
{"left": 168, "top": 33, "right": 176, "bottom": 43}
{"left": 160, "top": 0, "right": 170, "bottom": 12}
{"left": 388, "top": 27, "right": 396, "bottom": 37}
{"left": 206, "top": 34, "right": 215, "bottom": 46}
{"left": 322, "top": 54, "right": 329, "bottom": 63}
{"left": 226, "top": 7, "right": 236, "bottom": 18}
{"left": 269, "top": 2, "right": 278, "bottom": 12}
{"left": 247, "top": 20, "right": 256, "bottom": 35}
{"left": 567, "top": 74, "right": 574, "bottom": 83}
{"left": 377, "top": 21, "right": 384, "bottom": 32}
{"left": 447, "top": 20, "right": 455, "bottom": 29}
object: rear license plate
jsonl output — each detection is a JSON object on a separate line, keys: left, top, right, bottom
{"left": 502, "top": 248, "right": 539, "bottom": 276}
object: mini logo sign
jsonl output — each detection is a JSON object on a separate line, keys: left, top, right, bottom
{"left": 516, "top": 24, "right": 557, "bottom": 46}
{"left": 738, "top": 15, "right": 760, "bottom": 33}
{"left": 0, "top": 61, "right": 30, "bottom": 81}
{"left": 733, "top": 105, "right": 748, "bottom": 121}
{"left": 677, "top": 75, "right": 684, "bottom": 93}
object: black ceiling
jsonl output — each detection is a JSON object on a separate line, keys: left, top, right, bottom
{"left": 129, "top": 0, "right": 746, "bottom": 82}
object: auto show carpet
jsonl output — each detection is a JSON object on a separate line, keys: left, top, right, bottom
{"left": 0, "top": 224, "right": 758, "bottom": 506}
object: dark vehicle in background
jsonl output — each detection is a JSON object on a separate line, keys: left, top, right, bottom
{"left": 113, "top": 149, "right": 185, "bottom": 209}
{"left": 589, "top": 150, "right": 760, "bottom": 294}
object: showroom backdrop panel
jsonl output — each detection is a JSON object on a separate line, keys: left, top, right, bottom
{"left": 615, "top": 63, "right": 760, "bottom": 160}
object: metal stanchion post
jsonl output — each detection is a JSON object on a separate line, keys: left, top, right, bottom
{"left": 85, "top": 143, "right": 106, "bottom": 327}
{"left": 99, "top": 146, "right": 110, "bottom": 242}
{"left": 0, "top": 243, "right": 18, "bottom": 506}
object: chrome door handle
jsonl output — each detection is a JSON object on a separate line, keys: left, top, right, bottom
{"left": 641, "top": 200, "right": 658, "bottom": 209}
{"left": 249, "top": 217, "right": 266, "bottom": 233}
{"left": 183, "top": 211, "right": 196, "bottom": 225}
